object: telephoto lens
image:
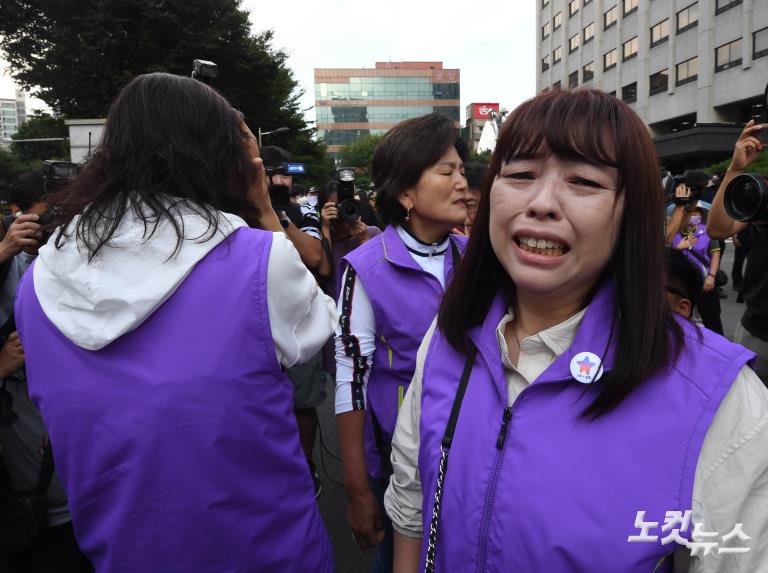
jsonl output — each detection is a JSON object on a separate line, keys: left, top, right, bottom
{"left": 724, "top": 173, "right": 768, "bottom": 223}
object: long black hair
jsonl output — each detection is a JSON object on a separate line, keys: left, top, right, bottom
{"left": 438, "top": 89, "right": 684, "bottom": 419}
{"left": 52, "top": 72, "right": 261, "bottom": 260}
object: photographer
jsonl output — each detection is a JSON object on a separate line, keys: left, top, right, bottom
{"left": 666, "top": 186, "right": 724, "bottom": 334}
{"left": 708, "top": 120, "right": 768, "bottom": 383}
{"left": 0, "top": 171, "right": 92, "bottom": 573}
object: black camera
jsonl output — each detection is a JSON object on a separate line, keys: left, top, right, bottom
{"left": 666, "top": 170, "right": 710, "bottom": 206}
{"left": 191, "top": 59, "right": 218, "bottom": 85}
{"left": 264, "top": 163, "right": 306, "bottom": 178}
{"left": 336, "top": 168, "right": 359, "bottom": 222}
{"left": 42, "top": 160, "right": 79, "bottom": 193}
{"left": 724, "top": 173, "right": 768, "bottom": 223}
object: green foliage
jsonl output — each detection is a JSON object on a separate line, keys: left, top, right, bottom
{"left": 706, "top": 153, "right": 768, "bottom": 177}
{"left": 0, "top": 147, "right": 29, "bottom": 190}
{"left": 10, "top": 112, "right": 68, "bottom": 163}
{"left": 339, "top": 134, "right": 383, "bottom": 186}
{"left": 0, "top": 0, "right": 330, "bottom": 179}
{"left": 468, "top": 149, "right": 492, "bottom": 164}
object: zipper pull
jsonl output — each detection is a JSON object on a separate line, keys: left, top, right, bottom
{"left": 496, "top": 407, "right": 513, "bottom": 449}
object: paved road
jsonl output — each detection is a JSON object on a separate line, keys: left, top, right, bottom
{"left": 312, "top": 241, "right": 747, "bottom": 573}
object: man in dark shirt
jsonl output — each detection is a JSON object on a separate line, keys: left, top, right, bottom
{"left": 708, "top": 121, "right": 768, "bottom": 384}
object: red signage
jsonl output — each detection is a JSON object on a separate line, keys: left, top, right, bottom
{"left": 469, "top": 103, "right": 499, "bottom": 120}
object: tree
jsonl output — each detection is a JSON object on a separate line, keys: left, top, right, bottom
{"left": 339, "top": 134, "right": 383, "bottom": 186}
{"left": 468, "top": 149, "right": 492, "bottom": 164}
{"left": 0, "top": 0, "right": 332, "bottom": 181}
{"left": 0, "top": 148, "right": 32, "bottom": 193}
{"left": 10, "top": 112, "right": 68, "bottom": 163}
{"left": 707, "top": 154, "right": 768, "bottom": 177}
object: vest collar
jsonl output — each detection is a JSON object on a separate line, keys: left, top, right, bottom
{"left": 381, "top": 225, "right": 460, "bottom": 283}
{"left": 469, "top": 280, "right": 618, "bottom": 401}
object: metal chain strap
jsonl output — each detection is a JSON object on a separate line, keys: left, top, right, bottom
{"left": 424, "top": 446, "right": 450, "bottom": 573}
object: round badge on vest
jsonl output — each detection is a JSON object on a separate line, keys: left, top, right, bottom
{"left": 569, "top": 352, "right": 604, "bottom": 384}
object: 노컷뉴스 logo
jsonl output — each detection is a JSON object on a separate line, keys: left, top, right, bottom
{"left": 628, "top": 511, "right": 751, "bottom": 556}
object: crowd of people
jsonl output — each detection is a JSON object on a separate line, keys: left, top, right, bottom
{"left": 0, "top": 72, "right": 766, "bottom": 573}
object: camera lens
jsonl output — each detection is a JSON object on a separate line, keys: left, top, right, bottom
{"left": 724, "top": 174, "right": 768, "bottom": 223}
{"left": 339, "top": 200, "right": 360, "bottom": 222}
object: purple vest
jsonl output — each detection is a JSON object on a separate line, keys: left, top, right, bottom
{"left": 15, "top": 229, "right": 334, "bottom": 573}
{"left": 673, "top": 223, "right": 711, "bottom": 275}
{"left": 418, "top": 283, "right": 754, "bottom": 572}
{"left": 342, "top": 225, "right": 466, "bottom": 477}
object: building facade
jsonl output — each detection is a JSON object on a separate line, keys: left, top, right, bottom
{"left": 314, "top": 62, "right": 460, "bottom": 156}
{"left": 466, "top": 103, "right": 500, "bottom": 151}
{"left": 537, "top": 0, "right": 768, "bottom": 169}
{"left": 1, "top": 90, "right": 27, "bottom": 145}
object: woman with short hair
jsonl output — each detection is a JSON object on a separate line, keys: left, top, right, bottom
{"left": 15, "top": 73, "right": 337, "bottom": 573}
{"left": 385, "top": 89, "right": 768, "bottom": 572}
{"left": 334, "top": 113, "right": 468, "bottom": 572}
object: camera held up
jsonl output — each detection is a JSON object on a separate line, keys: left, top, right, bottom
{"left": 336, "top": 168, "right": 359, "bottom": 223}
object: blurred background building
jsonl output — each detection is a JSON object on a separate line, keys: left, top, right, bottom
{"left": 314, "top": 61, "right": 460, "bottom": 159}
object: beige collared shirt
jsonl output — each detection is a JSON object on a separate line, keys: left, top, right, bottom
{"left": 384, "top": 310, "right": 768, "bottom": 573}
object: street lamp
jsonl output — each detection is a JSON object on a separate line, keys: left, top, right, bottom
{"left": 258, "top": 126, "right": 289, "bottom": 148}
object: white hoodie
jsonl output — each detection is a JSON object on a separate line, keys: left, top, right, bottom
{"left": 33, "top": 203, "right": 338, "bottom": 367}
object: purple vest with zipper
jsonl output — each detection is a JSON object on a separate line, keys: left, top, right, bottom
{"left": 342, "top": 225, "right": 466, "bottom": 478}
{"left": 15, "top": 228, "right": 334, "bottom": 573}
{"left": 418, "top": 283, "right": 754, "bottom": 573}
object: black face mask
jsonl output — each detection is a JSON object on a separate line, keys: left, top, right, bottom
{"left": 269, "top": 183, "right": 291, "bottom": 207}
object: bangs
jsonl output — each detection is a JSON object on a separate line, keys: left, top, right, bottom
{"left": 498, "top": 89, "right": 622, "bottom": 172}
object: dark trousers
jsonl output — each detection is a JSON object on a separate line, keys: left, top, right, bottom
{"left": 2, "top": 521, "right": 93, "bottom": 573}
{"left": 732, "top": 243, "right": 750, "bottom": 287}
{"left": 698, "top": 288, "right": 724, "bottom": 335}
{"left": 368, "top": 476, "right": 394, "bottom": 573}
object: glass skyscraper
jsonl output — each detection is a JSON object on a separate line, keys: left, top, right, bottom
{"left": 314, "top": 61, "right": 460, "bottom": 157}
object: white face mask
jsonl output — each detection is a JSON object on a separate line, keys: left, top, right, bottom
{"left": 296, "top": 196, "right": 309, "bottom": 205}
{"left": 307, "top": 196, "right": 318, "bottom": 208}
{"left": 688, "top": 216, "right": 702, "bottom": 227}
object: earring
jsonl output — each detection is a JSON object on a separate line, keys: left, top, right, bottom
{"left": 405, "top": 208, "right": 411, "bottom": 222}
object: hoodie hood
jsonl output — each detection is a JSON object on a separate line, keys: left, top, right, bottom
{"left": 34, "top": 204, "right": 247, "bottom": 350}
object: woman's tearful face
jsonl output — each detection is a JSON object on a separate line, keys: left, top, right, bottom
{"left": 489, "top": 149, "right": 624, "bottom": 301}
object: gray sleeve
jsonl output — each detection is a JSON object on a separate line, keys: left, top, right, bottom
{"left": 687, "top": 365, "right": 768, "bottom": 573}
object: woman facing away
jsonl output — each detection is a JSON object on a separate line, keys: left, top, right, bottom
{"left": 334, "top": 113, "right": 469, "bottom": 572}
{"left": 14, "top": 73, "right": 337, "bottom": 573}
{"left": 384, "top": 89, "right": 768, "bottom": 573}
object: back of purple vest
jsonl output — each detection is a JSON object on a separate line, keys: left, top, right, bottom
{"left": 418, "top": 284, "right": 754, "bottom": 572}
{"left": 15, "top": 228, "right": 333, "bottom": 573}
{"left": 343, "top": 226, "right": 466, "bottom": 477}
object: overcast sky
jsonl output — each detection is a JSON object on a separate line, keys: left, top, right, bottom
{"left": 2, "top": 0, "right": 537, "bottom": 124}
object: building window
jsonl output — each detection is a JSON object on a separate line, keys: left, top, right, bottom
{"left": 715, "top": 0, "right": 742, "bottom": 15}
{"left": 542, "top": 21, "right": 551, "bottom": 39}
{"left": 584, "top": 0, "right": 593, "bottom": 4}
{"left": 542, "top": 0, "right": 550, "bottom": 6}
{"left": 649, "top": 69, "right": 669, "bottom": 95}
{"left": 569, "top": 34, "right": 580, "bottom": 53}
{"left": 604, "top": 48, "right": 618, "bottom": 71}
{"left": 542, "top": 55, "right": 551, "bottom": 72}
{"left": 677, "top": 3, "right": 698, "bottom": 34}
{"left": 553, "top": 81, "right": 562, "bottom": 90}
{"left": 569, "top": 71, "right": 579, "bottom": 88}
{"left": 604, "top": 6, "right": 618, "bottom": 30}
{"left": 583, "top": 61, "right": 595, "bottom": 82}
{"left": 569, "top": 0, "right": 579, "bottom": 17}
{"left": 715, "top": 38, "right": 742, "bottom": 71}
{"left": 623, "top": 0, "right": 638, "bottom": 17}
{"left": 553, "top": 46, "right": 563, "bottom": 65}
{"left": 651, "top": 19, "right": 670, "bottom": 48}
{"left": 676, "top": 56, "right": 699, "bottom": 85}
{"left": 622, "top": 36, "right": 638, "bottom": 61}
{"left": 754, "top": 27, "right": 768, "bottom": 60}
{"left": 622, "top": 82, "right": 637, "bottom": 103}
{"left": 554, "top": 11, "right": 563, "bottom": 30}
{"left": 583, "top": 22, "right": 595, "bottom": 43}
